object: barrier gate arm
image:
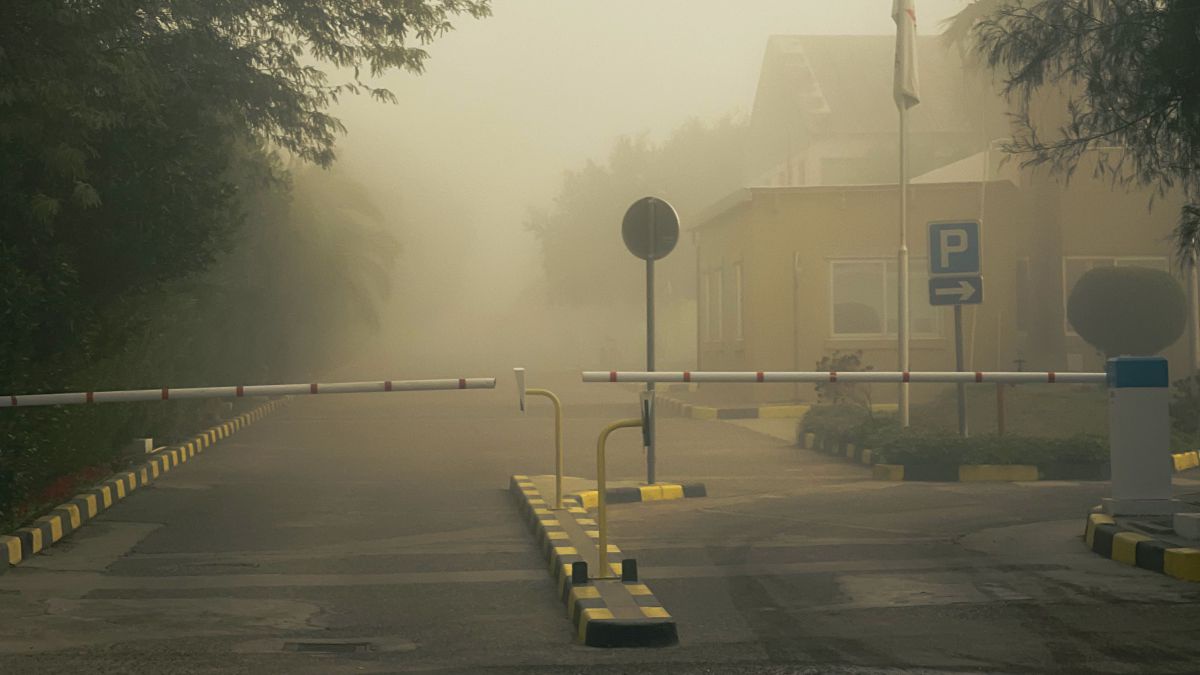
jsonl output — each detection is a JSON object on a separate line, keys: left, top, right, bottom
{"left": 1, "top": 377, "right": 497, "bottom": 408}
{"left": 583, "top": 370, "right": 1106, "bottom": 385}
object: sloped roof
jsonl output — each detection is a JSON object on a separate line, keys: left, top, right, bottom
{"left": 751, "top": 35, "right": 984, "bottom": 138}
{"left": 912, "top": 148, "right": 1020, "bottom": 185}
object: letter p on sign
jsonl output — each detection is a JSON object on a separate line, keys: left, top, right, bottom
{"left": 929, "top": 221, "right": 981, "bottom": 276}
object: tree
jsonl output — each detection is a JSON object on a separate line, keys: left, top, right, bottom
{"left": 0, "top": 0, "right": 489, "bottom": 389}
{"left": 527, "top": 117, "right": 747, "bottom": 305}
{"left": 948, "top": 0, "right": 1200, "bottom": 259}
{"left": 1066, "top": 266, "right": 1186, "bottom": 356}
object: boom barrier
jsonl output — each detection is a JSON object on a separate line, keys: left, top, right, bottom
{"left": 1, "top": 377, "right": 496, "bottom": 409}
{"left": 584, "top": 359, "right": 1186, "bottom": 518}
{"left": 583, "top": 370, "right": 1106, "bottom": 385}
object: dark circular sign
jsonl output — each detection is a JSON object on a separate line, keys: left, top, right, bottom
{"left": 622, "top": 196, "right": 679, "bottom": 261}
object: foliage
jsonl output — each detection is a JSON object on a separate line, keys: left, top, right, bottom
{"left": 526, "top": 117, "right": 747, "bottom": 304}
{"left": 950, "top": 0, "right": 1200, "bottom": 261}
{"left": 1066, "top": 266, "right": 1186, "bottom": 356}
{"left": 875, "top": 431, "right": 1107, "bottom": 466}
{"left": 799, "top": 404, "right": 872, "bottom": 448}
{"left": 813, "top": 350, "right": 875, "bottom": 410}
{"left": 0, "top": 0, "right": 465, "bottom": 525}
{"left": 1170, "top": 373, "right": 1200, "bottom": 435}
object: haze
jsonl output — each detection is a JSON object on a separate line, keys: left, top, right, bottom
{"left": 329, "top": 0, "right": 973, "bottom": 377}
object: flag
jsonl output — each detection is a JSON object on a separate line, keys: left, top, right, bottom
{"left": 893, "top": 0, "right": 920, "bottom": 109}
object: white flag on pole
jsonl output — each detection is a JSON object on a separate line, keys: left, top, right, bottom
{"left": 893, "top": 0, "right": 920, "bottom": 109}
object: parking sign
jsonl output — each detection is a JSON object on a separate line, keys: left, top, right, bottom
{"left": 928, "top": 221, "right": 981, "bottom": 275}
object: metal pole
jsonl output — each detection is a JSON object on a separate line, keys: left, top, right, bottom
{"left": 898, "top": 105, "right": 911, "bottom": 427}
{"left": 526, "top": 388, "right": 564, "bottom": 510}
{"left": 996, "top": 382, "right": 1006, "bottom": 436}
{"left": 646, "top": 202, "right": 657, "bottom": 485}
{"left": 954, "top": 304, "right": 968, "bottom": 437}
{"left": 596, "top": 417, "right": 643, "bottom": 579}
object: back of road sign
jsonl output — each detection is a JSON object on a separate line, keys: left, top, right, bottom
{"left": 622, "top": 197, "right": 679, "bottom": 261}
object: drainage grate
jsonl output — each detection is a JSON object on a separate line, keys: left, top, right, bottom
{"left": 283, "top": 641, "right": 373, "bottom": 654}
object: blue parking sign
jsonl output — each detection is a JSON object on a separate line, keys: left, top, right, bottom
{"left": 929, "top": 221, "right": 981, "bottom": 275}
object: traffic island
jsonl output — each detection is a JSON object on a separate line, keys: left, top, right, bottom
{"left": 509, "top": 474, "right": 678, "bottom": 647}
{"left": 1084, "top": 512, "right": 1200, "bottom": 582}
{"left": 567, "top": 480, "right": 706, "bottom": 509}
{"left": 0, "top": 398, "right": 288, "bottom": 570}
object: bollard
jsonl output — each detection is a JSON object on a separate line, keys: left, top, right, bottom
{"left": 571, "top": 561, "right": 589, "bottom": 585}
{"left": 596, "top": 417, "right": 644, "bottom": 579}
{"left": 514, "top": 368, "right": 566, "bottom": 510}
{"left": 1104, "top": 357, "right": 1180, "bottom": 515}
{"left": 621, "top": 558, "right": 638, "bottom": 582}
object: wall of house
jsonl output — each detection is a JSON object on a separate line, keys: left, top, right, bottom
{"left": 695, "top": 175, "right": 1195, "bottom": 405}
{"left": 696, "top": 182, "right": 1026, "bottom": 404}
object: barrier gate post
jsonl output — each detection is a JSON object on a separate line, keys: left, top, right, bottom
{"left": 1104, "top": 356, "right": 1179, "bottom": 516}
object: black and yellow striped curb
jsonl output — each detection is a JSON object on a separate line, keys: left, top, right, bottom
{"left": 1084, "top": 512, "right": 1200, "bottom": 582}
{"left": 567, "top": 482, "right": 707, "bottom": 510}
{"left": 509, "top": 475, "right": 677, "bottom": 648}
{"left": 0, "top": 398, "right": 287, "bottom": 570}
{"left": 656, "top": 395, "right": 807, "bottom": 421}
{"left": 1173, "top": 450, "right": 1200, "bottom": 472}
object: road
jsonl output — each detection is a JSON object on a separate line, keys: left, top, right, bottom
{"left": 1, "top": 371, "right": 1199, "bottom": 674}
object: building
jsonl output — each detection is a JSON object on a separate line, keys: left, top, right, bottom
{"left": 691, "top": 35, "right": 1189, "bottom": 404}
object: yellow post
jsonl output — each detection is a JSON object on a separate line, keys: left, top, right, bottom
{"left": 525, "top": 388, "right": 564, "bottom": 509}
{"left": 596, "top": 417, "right": 644, "bottom": 579}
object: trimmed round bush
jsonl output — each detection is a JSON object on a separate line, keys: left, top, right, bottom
{"left": 1066, "top": 265, "right": 1186, "bottom": 356}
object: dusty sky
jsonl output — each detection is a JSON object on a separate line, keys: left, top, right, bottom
{"left": 328, "top": 0, "right": 973, "bottom": 371}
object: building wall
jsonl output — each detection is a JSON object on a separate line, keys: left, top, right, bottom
{"left": 693, "top": 176, "right": 1194, "bottom": 404}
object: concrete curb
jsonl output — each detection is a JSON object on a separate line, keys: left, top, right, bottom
{"left": 1084, "top": 512, "right": 1200, "bottom": 582}
{"left": 0, "top": 397, "right": 288, "bottom": 570}
{"left": 656, "top": 395, "right": 808, "bottom": 421}
{"left": 509, "top": 475, "right": 678, "bottom": 647}
{"left": 568, "top": 482, "right": 707, "bottom": 510}
{"left": 1173, "top": 450, "right": 1200, "bottom": 472}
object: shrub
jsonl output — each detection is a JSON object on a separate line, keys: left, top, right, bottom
{"left": 875, "top": 432, "right": 1106, "bottom": 466}
{"left": 1067, "top": 266, "right": 1186, "bottom": 357}
{"left": 799, "top": 404, "right": 870, "bottom": 447}
{"left": 813, "top": 350, "right": 875, "bottom": 409}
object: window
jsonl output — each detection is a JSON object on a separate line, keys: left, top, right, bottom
{"left": 1062, "top": 256, "right": 1169, "bottom": 335}
{"left": 701, "top": 270, "right": 723, "bottom": 343}
{"left": 733, "top": 263, "right": 744, "bottom": 342}
{"left": 829, "top": 259, "right": 941, "bottom": 338}
{"left": 710, "top": 270, "right": 723, "bottom": 342}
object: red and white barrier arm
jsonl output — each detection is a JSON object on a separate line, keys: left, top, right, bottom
{"left": 1, "top": 377, "right": 496, "bottom": 409}
{"left": 583, "top": 371, "right": 1106, "bottom": 385}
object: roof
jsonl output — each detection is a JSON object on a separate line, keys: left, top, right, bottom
{"left": 751, "top": 34, "right": 985, "bottom": 138}
{"left": 911, "top": 147, "right": 1020, "bottom": 186}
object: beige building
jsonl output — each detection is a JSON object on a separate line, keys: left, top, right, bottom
{"left": 691, "top": 36, "right": 1189, "bottom": 404}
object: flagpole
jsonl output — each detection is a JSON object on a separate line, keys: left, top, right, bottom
{"left": 898, "top": 104, "right": 911, "bottom": 427}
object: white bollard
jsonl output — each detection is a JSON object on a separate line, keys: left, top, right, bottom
{"left": 1103, "top": 357, "right": 1181, "bottom": 516}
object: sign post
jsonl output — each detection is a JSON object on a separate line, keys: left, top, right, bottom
{"left": 622, "top": 197, "right": 679, "bottom": 485}
{"left": 928, "top": 220, "right": 983, "bottom": 437}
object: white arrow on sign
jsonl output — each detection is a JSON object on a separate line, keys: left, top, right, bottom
{"left": 934, "top": 279, "right": 978, "bottom": 302}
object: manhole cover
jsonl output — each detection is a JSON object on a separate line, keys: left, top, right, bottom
{"left": 283, "top": 641, "right": 373, "bottom": 654}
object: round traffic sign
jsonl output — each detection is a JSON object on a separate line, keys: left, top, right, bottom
{"left": 622, "top": 197, "right": 679, "bottom": 261}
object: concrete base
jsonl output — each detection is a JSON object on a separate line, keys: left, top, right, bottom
{"left": 1174, "top": 512, "right": 1200, "bottom": 540}
{"left": 1102, "top": 498, "right": 1188, "bottom": 516}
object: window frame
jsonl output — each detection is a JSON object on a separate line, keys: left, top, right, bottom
{"left": 828, "top": 257, "right": 942, "bottom": 340}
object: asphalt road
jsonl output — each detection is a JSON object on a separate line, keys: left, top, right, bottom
{"left": 2, "top": 371, "right": 1199, "bottom": 674}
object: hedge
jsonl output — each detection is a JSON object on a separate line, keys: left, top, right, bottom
{"left": 800, "top": 403, "right": 1107, "bottom": 466}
